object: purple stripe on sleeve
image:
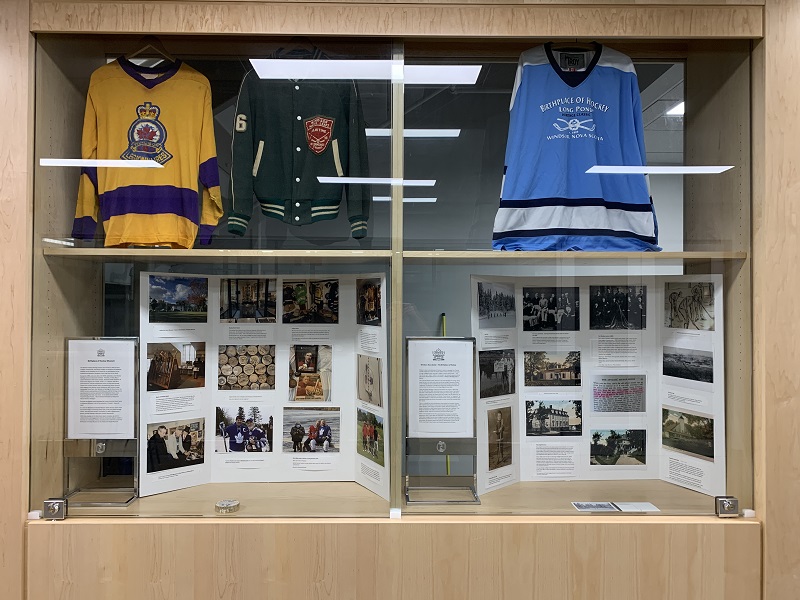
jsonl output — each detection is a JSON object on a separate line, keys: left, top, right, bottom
{"left": 99, "top": 185, "right": 200, "bottom": 223}
{"left": 197, "top": 224, "right": 216, "bottom": 245}
{"left": 81, "top": 167, "right": 98, "bottom": 192}
{"left": 72, "top": 216, "right": 97, "bottom": 240}
{"left": 199, "top": 157, "right": 220, "bottom": 188}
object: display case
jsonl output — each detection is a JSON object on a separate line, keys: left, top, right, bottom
{"left": 31, "top": 34, "right": 752, "bottom": 520}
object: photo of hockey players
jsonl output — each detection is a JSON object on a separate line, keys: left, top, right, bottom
{"left": 218, "top": 344, "right": 275, "bottom": 390}
{"left": 282, "top": 279, "right": 339, "bottom": 324}
{"left": 477, "top": 281, "right": 516, "bottom": 329}
{"left": 590, "top": 429, "right": 647, "bottom": 466}
{"left": 146, "top": 342, "right": 205, "bottom": 391}
{"left": 219, "top": 278, "right": 277, "bottom": 323}
{"left": 589, "top": 285, "right": 647, "bottom": 330}
{"left": 664, "top": 282, "right": 715, "bottom": 331}
{"left": 148, "top": 276, "right": 208, "bottom": 323}
{"left": 357, "top": 354, "right": 383, "bottom": 407}
{"left": 357, "top": 278, "right": 382, "bottom": 326}
{"left": 357, "top": 408, "right": 384, "bottom": 467}
{"left": 487, "top": 406, "right": 512, "bottom": 471}
{"left": 525, "top": 400, "right": 582, "bottom": 437}
{"left": 523, "top": 350, "right": 581, "bottom": 387}
{"left": 215, "top": 406, "right": 273, "bottom": 452}
{"left": 478, "top": 349, "right": 515, "bottom": 398}
{"left": 662, "top": 408, "right": 714, "bottom": 461}
{"left": 663, "top": 346, "right": 714, "bottom": 384}
{"left": 522, "top": 287, "right": 579, "bottom": 331}
{"left": 146, "top": 417, "right": 205, "bottom": 473}
{"left": 283, "top": 407, "right": 340, "bottom": 453}
{"left": 289, "top": 345, "right": 332, "bottom": 401}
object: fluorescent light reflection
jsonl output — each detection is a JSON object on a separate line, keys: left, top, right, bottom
{"left": 40, "top": 159, "right": 163, "bottom": 168}
{"left": 666, "top": 101, "right": 685, "bottom": 116}
{"left": 42, "top": 238, "right": 75, "bottom": 247}
{"left": 249, "top": 59, "right": 480, "bottom": 85}
{"left": 318, "top": 177, "right": 436, "bottom": 186}
{"left": 373, "top": 196, "right": 437, "bottom": 203}
{"left": 586, "top": 166, "right": 733, "bottom": 175}
{"left": 366, "top": 129, "right": 461, "bottom": 138}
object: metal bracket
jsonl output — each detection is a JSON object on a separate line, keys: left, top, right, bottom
{"left": 715, "top": 495, "right": 740, "bottom": 518}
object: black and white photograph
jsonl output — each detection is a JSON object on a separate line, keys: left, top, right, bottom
{"left": 663, "top": 346, "right": 714, "bottom": 383}
{"left": 589, "top": 285, "right": 647, "bottom": 330}
{"left": 357, "top": 408, "right": 384, "bottom": 467}
{"left": 477, "top": 281, "right": 516, "bottom": 329}
{"left": 219, "top": 278, "right": 277, "bottom": 323}
{"left": 525, "top": 399, "right": 582, "bottom": 436}
{"left": 217, "top": 344, "right": 275, "bottom": 390}
{"left": 487, "top": 406, "right": 513, "bottom": 471}
{"left": 665, "top": 282, "right": 715, "bottom": 331}
{"left": 146, "top": 342, "right": 205, "bottom": 391}
{"left": 357, "top": 278, "right": 382, "bottom": 326}
{"left": 283, "top": 406, "right": 340, "bottom": 453}
{"left": 590, "top": 429, "right": 647, "bottom": 466}
{"left": 478, "top": 349, "right": 515, "bottom": 398}
{"left": 572, "top": 502, "right": 620, "bottom": 512}
{"left": 523, "top": 350, "right": 581, "bottom": 387}
{"left": 146, "top": 417, "right": 205, "bottom": 473}
{"left": 282, "top": 279, "right": 339, "bottom": 324}
{"left": 357, "top": 354, "right": 383, "bottom": 407}
{"left": 662, "top": 408, "right": 714, "bottom": 461}
{"left": 148, "top": 275, "right": 208, "bottom": 323}
{"left": 522, "top": 286, "right": 579, "bottom": 331}
{"left": 215, "top": 406, "right": 274, "bottom": 453}
{"left": 289, "top": 345, "right": 332, "bottom": 401}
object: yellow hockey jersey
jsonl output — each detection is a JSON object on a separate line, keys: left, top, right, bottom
{"left": 73, "top": 58, "right": 223, "bottom": 249}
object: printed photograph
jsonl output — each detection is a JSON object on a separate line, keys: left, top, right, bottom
{"left": 357, "top": 408, "right": 385, "bottom": 467}
{"left": 590, "top": 429, "right": 647, "bottom": 466}
{"left": 525, "top": 399, "right": 582, "bottom": 437}
{"left": 146, "top": 417, "right": 205, "bottom": 473}
{"left": 282, "top": 279, "right": 339, "bottom": 324}
{"left": 487, "top": 406, "right": 512, "bottom": 471}
{"left": 289, "top": 345, "right": 332, "bottom": 401}
{"left": 357, "top": 354, "right": 383, "bottom": 407}
{"left": 357, "top": 278, "right": 382, "bottom": 326}
{"left": 522, "top": 286, "right": 579, "bottom": 331}
{"left": 478, "top": 349, "right": 515, "bottom": 398}
{"left": 283, "top": 406, "right": 340, "bottom": 453}
{"left": 589, "top": 285, "right": 647, "bottom": 330}
{"left": 217, "top": 344, "right": 275, "bottom": 390}
{"left": 215, "top": 406, "right": 274, "bottom": 453}
{"left": 572, "top": 502, "right": 620, "bottom": 512}
{"left": 665, "top": 282, "right": 715, "bottom": 331}
{"left": 662, "top": 408, "right": 714, "bottom": 461}
{"left": 524, "top": 350, "right": 581, "bottom": 387}
{"left": 477, "top": 281, "right": 517, "bottom": 329}
{"left": 219, "top": 278, "right": 277, "bottom": 323}
{"left": 146, "top": 342, "right": 205, "bottom": 391}
{"left": 148, "top": 276, "right": 208, "bottom": 323}
{"left": 663, "top": 346, "right": 714, "bottom": 383}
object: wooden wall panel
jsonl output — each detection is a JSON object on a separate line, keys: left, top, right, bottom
{"left": 30, "top": 3, "right": 763, "bottom": 38}
{"left": 27, "top": 518, "right": 761, "bottom": 600}
{"left": 28, "top": 0, "right": 767, "bottom": 5}
{"left": 0, "top": 2, "right": 32, "bottom": 600}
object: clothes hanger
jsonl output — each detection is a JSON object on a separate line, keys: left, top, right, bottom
{"left": 125, "top": 36, "right": 175, "bottom": 63}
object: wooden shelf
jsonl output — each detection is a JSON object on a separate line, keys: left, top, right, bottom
{"left": 404, "top": 250, "right": 747, "bottom": 263}
{"left": 42, "top": 247, "right": 393, "bottom": 263}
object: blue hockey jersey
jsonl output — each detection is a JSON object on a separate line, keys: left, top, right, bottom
{"left": 492, "top": 43, "right": 660, "bottom": 251}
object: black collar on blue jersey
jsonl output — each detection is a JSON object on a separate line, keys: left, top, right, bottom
{"left": 544, "top": 42, "right": 602, "bottom": 88}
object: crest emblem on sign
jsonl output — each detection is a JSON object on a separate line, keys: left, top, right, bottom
{"left": 121, "top": 102, "right": 173, "bottom": 164}
{"left": 436, "top": 441, "right": 447, "bottom": 453}
{"left": 304, "top": 116, "right": 335, "bottom": 155}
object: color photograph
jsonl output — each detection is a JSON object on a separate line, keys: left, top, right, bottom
{"left": 215, "top": 406, "right": 274, "bottom": 453}
{"left": 662, "top": 408, "right": 714, "bottom": 461}
{"left": 525, "top": 399, "right": 582, "bottom": 437}
{"left": 290, "top": 345, "right": 332, "bottom": 401}
{"left": 146, "top": 342, "right": 205, "bottom": 391}
{"left": 589, "top": 285, "right": 646, "bottom": 330}
{"left": 357, "top": 408, "right": 384, "bottom": 467}
{"left": 146, "top": 417, "right": 205, "bottom": 473}
{"left": 478, "top": 349, "right": 515, "bottom": 398}
{"left": 219, "top": 278, "right": 277, "bottom": 323}
{"left": 590, "top": 429, "right": 646, "bottom": 466}
{"left": 357, "top": 278, "right": 382, "bottom": 326}
{"left": 524, "top": 350, "right": 581, "bottom": 387}
{"left": 217, "top": 344, "right": 275, "bottom": 390}
{"left": 522, "top": 286, "right": 579, "bottom": 331}
{"left": 357, "top": 354, "right": 383, "bottom": 407}
{"left": 663, "top": 346, "right": 714, "bottom": 383}
{"left": 487, "top": 406, "right": 512, "bottom": 471}
{"left": 477, "top": 281, "right": 517, "bottom": 329}
{"left": 283, "top": 407, "right": 340, "bottom": 453}
{"left": 664, "top": 281, "right": 715, "bottom": 331}
{"left": 148, "top": 275, "right": 208, "bottom": 323}
{"left": 282, "top": 279, "right": 339, "bottom": 324}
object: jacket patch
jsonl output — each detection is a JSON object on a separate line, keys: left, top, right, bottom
{"left": 121, "top": 102, "right": 173, "bottom": 164}
{"left": 305, "top": 116, "right": 335, "bottom": 155}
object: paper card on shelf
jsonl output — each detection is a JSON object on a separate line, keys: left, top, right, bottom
{"left": 572, "top": 501, "right": 620, "bottom": 512}
{"left": 612, "top": 502, "right": 660, "bottom": 512}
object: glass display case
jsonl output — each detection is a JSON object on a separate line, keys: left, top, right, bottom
{"left": 31, "top": 34, "right": 752, "bottom": 519}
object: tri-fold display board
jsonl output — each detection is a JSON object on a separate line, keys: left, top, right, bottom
{"left": 472, "top": 275, "right": 725, "bottom": 498}
{"left": 138, "top": 272, "right": 389, "bottom": 500}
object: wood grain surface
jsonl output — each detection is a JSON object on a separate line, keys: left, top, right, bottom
{"left": 30, "top": 3, "right": 763, "bottom": 38}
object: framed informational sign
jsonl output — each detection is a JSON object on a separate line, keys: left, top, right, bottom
{"left": 407, "top": 337, "right": 476, "bottom": 438}
{"left": 66, "top": 338, "right": 138, "bottom": 440}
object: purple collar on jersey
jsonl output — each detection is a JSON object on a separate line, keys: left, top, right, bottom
{"left": 117, "top": 57, "right": 183, "bottom": 89}
{"left": 544, "top": 42, "right": 602, "bottom": 88}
